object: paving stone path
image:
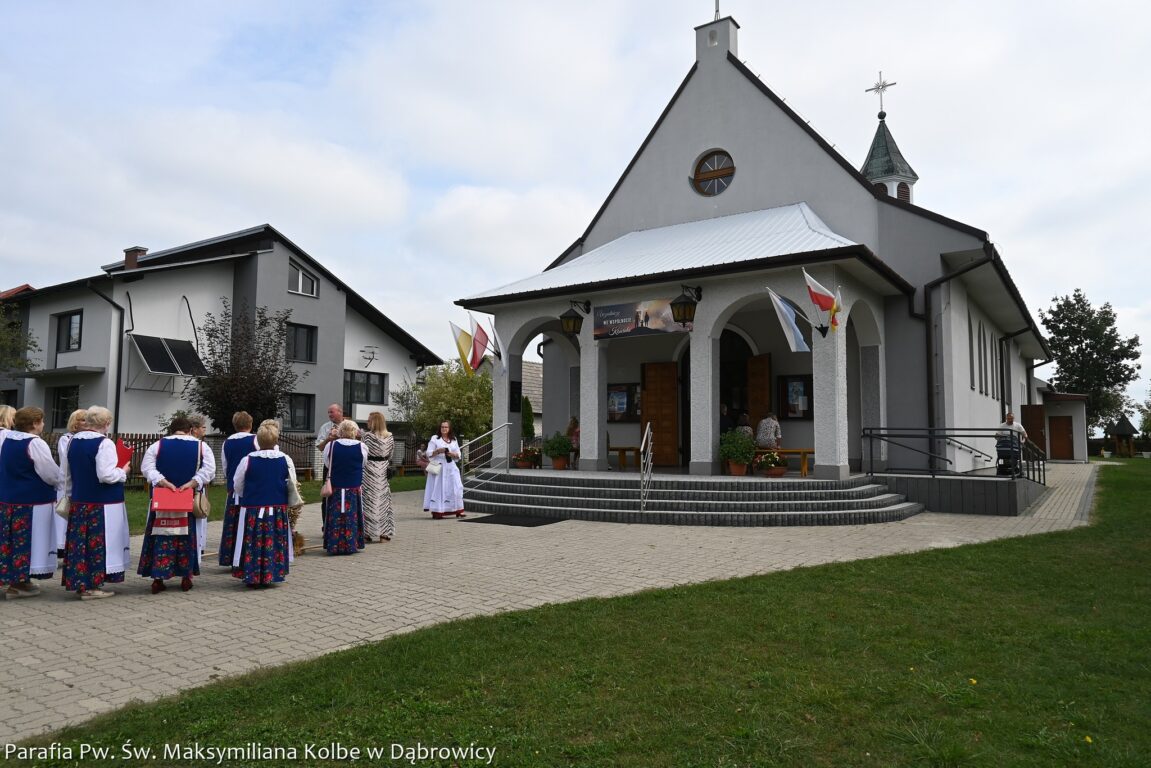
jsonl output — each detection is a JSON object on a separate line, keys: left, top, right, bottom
{"left": 0, "top": 463, "right": 1095, "bottom": 742}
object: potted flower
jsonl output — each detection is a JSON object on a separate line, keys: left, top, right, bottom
{"left": 543, "top": 431, "right": 574, "bottom": 470}
{"left": 753, "top": 450, "right": 788, "bottom": 477}
{"left": 719, "top": 429, "right": 755, "bottom": 476}
{"left": 512, "top": 446, "right": 540, "bottom": 469}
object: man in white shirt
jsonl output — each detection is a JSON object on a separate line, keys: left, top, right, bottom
{"left": 996, "top": 412, "right": 1028, "bottom": 442}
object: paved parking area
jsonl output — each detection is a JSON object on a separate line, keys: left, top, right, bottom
{"left": 0, "top": 463, "right": 1094, "bottom": 742}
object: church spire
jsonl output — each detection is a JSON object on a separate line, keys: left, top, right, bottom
{"left": 860, "top": 72, "right": 918, "bottom": 202}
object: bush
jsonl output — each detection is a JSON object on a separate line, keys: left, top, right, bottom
{"left": 719, "top": 430, "right": 755, "bottom": 465}
{"left": 542, "top": 431, "right": 573, "bottom": 458}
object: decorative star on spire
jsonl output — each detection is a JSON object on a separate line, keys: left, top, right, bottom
{"left": 865, "top": 70, "right": 897, "bottom": 113}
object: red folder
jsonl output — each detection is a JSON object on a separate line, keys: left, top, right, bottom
{"left": 151, "top": 486, "right": 193, "bottom": 512}
{"left": 115, "top": 439, "right": 134, "bottom": 469}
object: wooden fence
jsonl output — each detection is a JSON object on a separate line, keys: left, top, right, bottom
{"left": 43, "top": 431, "right": 319, "bottom": 489}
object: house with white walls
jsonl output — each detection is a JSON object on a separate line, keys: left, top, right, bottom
{"left": 1, "top": 225, "right": 441, "bottom": 433}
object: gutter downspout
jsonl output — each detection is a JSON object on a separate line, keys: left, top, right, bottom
{"left": 86, "top": 282, "right": 125, "bottom": 434}
{"left": 922, "top": 243, "right": 995, "bottom": 472}
{"left": 997, "top": 327, "right": 1036, "bottom": 415}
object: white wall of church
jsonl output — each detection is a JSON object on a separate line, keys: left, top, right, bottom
{"left": 578, "top": 37, "right": 880, "bottom": 261}
{"left": 940, "top": 282, "right": 1017, "bottom": 471}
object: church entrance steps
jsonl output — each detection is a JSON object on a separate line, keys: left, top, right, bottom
{"left": 463, "top": 471, "right": 924, "bottom": 526}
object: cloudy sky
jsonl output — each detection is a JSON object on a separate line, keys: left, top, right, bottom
{"left": 2, "top": 0, "right": 1147, "bottom": 405}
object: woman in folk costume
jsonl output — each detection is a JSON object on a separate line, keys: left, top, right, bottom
{"left": 218, "top": 410, "right": 258, "bottom": 567}
{"left": 138, "top": 416, "right": 215, "bottom": 593}
{"left": 0, "top": 407, "right": 62, "bottom": 599}
{"left": 61, "top": 406, "right": 131, "bottom": 600}
{"left": 360, "top": 411, "right": 395, "bottom": 542}
{"left": 52, "top": 409, "right": 87, "bottom": 554}
{"left": 321, "top": 419, "right": 367, "bottom": 555}
{"left": 0, "top": 405, "right": 14, "bottom": 436}
{"left": 423, "top": 420, "right": 465, "bottom": 519}
{"left": 230, "top": 421, "right": 296, "bottom": 587}
{"left": 186, "top": 413, "right": 212, "bottom": 558}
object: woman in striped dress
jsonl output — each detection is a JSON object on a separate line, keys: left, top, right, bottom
{"left": 360, "top": 411, "right": 395, "bottom": 542}
{"left": 230, "top": 421, "right": 295, "bottom": 586}
{"left": 61, "top": 406, "right": 131, "bottom": 600}
{"left": 219, "top": 411, "right": 258, "bottom": 566}
{"left": 321, "top": 419, "right": 367, "bottom": 555}
{"left": 0, "top": 407, "right": 62, "bottom": 599}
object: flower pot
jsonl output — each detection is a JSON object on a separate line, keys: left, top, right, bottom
{"left": 514, "top": 461, "right": 533, "bottom": 469}
{"left": 765, "top": 466, "right": 788, "bottom": 478}
{"left": 1102, "top": 451, "right": 1112, "bottom": 458}
{"left": 1141, "top": 452, "right": 1151, "bottom": 459}
{"left": 728, "top": 461, "right": 749, "bottom": 476}
{"left": 550, "top": 456, "right": 569, "bottom": 470}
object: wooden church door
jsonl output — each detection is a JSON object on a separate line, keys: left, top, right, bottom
{"left": 747, "top": 354, "right": 772, "bottom": 426}
{"left": 642, "top": 362, "right": 679, "bottom": 466}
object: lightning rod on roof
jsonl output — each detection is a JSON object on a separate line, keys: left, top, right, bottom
{"left": 715, "top": 1, "right": 720, "bottom": 21}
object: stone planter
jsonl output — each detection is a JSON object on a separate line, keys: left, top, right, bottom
{"left": 1141, "top": 452, "right": 1151, "bottom": 459}
{"left": 1102, "top": 451, "right": 1113, "bottom": 458}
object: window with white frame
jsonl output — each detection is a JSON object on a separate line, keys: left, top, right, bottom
{"left": 288, "top": 261, "right": 318, "bottom": 297}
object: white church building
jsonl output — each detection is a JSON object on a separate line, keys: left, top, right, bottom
{"left": 458, "top": 15, "right": 1057, "bottom": 478}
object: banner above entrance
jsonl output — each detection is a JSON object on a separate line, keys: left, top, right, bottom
{"left": 593, "top": 299, "right": 691, "bottom": 339}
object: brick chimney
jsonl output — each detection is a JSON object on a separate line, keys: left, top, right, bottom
{"left": 123, "top": 246, "right": 148, "bottom": 270}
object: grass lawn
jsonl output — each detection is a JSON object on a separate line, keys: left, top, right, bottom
{"left": 25, "top": 461, "right": 1150, "bottom": 766}
{"left": 123, "top": 476, "right": 425, "bottom": 534}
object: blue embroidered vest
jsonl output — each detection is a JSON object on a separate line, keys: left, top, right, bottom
{"left": 68, "top": 436, "right": 125, "bottom": 504}
{"left": 329, "top": 441, "right": 364, "bottom": 489}
{"left": 240, "top": 455, "right": 289, "bottom": 507}
{"left": 0, "top": 436, "right": 56, "bottom": 504}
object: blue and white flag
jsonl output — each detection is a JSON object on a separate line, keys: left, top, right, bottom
{"left": 767, "top": 288, "right": 811, "bottom": 353}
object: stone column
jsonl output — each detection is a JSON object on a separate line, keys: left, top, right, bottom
{"left": 492, "top": 352, "right": 521, "bottom": 469}
{"left": 579, "top": 337, "right": 608, "bottom": 471}
{"left": 813, "top": 326, "right": 850, "bottom": 479}
{"left": 689, "top": 331, "right": 721, "bottom": 475}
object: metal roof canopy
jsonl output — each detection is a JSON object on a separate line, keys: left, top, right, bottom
{"left": 461, "top": 203, "right": 910, "bottom": 307}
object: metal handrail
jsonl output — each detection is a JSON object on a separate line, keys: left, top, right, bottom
{"left": 639, "top": 421, "right": 654, "bottom": 513}
{"left": 460, "top": 422, "right": 512, "bottom": 493}
{"left": 863, "top": 426, "right": 1046, "bottom": 484}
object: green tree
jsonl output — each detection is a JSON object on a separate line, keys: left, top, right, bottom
{"left": 0, "top": 301, "right": 40, "bottom": 373}
{"left": 185, "top": 298, "right": 302, "bottom": 434}
{"left": 389, "top": 374, "right": 422, "bottom": 437}
{"left": 1039, "top": 289, "right": 1141, "bottom": 430}
{"left": 521, "top": 396, "right": 535, "bottom": 441}
{"left": 411, "top": 360, "right": 492, "bottom": 443}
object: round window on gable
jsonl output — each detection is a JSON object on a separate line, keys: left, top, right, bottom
{"left": 692, "top": 150, "right": 735, "bottom": 196}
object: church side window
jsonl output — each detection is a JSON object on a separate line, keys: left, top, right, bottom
{"left": 968, "top": 311, "right": 974, "bottom": 390}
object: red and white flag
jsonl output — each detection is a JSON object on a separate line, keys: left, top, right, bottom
{"left": 469, "top": 314, "right": 490, "bottom": 370}
{"left": 803, "top": 268, "right": 841, "bottom": 329}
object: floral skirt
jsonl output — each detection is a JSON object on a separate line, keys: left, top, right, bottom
{"left": 232, "top": 506, "right": 290, "bottom": 584}
{"left": 137, "top": 512, "right": 199, "bottom": 580}
{"left": 218, "top": 495, "right": 241, "bottom": 567}
{"left": 323, "top": 488, "right": 364, "bottom": 555}
{"left": 62, "top": 503, "right": 126, "bottom": 593}
{"left": 0, "top": 502, "right": 49, "bottom": 583}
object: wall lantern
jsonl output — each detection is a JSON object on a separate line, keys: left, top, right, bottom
{"left": 670, "top": 285, "right": 703, "bottom": 327}
{"left": 560, "top": 300, "right": 591, "bottom": 335}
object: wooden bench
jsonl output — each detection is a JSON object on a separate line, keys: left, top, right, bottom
{"left": 755, "top": 447, "right": 814, "bottom": 477}
{"left": 612, "top": 446, "right": 642, "bottom": 470}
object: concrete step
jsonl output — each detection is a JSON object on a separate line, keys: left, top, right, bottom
{"left": 465, "top": 488, "right": 910, "bottom": 513}
{"left": 462, "top": 498, "right": 926, "bottom": 526}
{"left": 461, "top": 471, "right": 924, "bottom": 527}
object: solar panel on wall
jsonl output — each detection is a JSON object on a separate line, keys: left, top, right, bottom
{"left": 165, "top": 339, "right": 209, "bottom": 377}
{"left": 130, "top": 335, "right": 180, "bottom": 374}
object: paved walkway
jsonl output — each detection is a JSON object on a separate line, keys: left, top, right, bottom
{"left": 0, "top": 463, "right": 1096, "bottom": 742}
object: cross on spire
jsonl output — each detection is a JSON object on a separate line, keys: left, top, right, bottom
{"left": 865, "top": 70, "right": 897, "bottom": 113}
